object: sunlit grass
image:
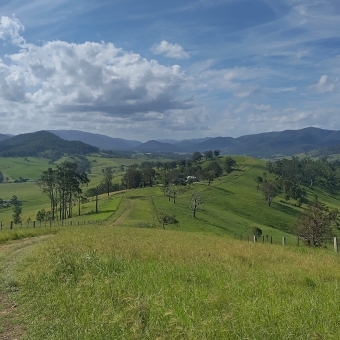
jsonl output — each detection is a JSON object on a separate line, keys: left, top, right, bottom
{"left": 17, "top": 226, "right": 340, "bottom": 339}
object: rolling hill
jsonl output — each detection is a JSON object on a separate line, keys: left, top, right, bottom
{"left": 0, "top": 131, "right": 99, "bottom": 157}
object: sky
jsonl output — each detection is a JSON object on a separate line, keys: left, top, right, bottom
{"left": 0, "top": 0, "right": 339, "bottom": 141}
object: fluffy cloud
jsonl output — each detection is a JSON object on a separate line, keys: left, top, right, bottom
{"left": 151, "top": 40, "right": 189, "bottom": 59}
{"left": 0, "top": 15, "right": 25, "bottom": 46}
{"left": 308, "top": 75, "right": 335, "bottom": 94}
{"left": 0, "top": 16, "right": 201, "bottom": 136}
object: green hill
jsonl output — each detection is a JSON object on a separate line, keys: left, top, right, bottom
{"left": 0, "top": 131, "right": 99, "bottom": 158}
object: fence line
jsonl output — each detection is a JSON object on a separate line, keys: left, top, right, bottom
{"left": 0, "top": 219, "right": 105, "bottom": 231}
{"left": 233, "top": 233, "right": 339, "bottom": 253}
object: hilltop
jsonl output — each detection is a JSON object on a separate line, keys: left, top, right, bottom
{"left": 0, "top": 131, "right": 99, "bottom": 158}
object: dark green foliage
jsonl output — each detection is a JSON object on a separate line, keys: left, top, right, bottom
{"left": 123, "top": 169, "right": 142, "bottom": 189}
{"left": 101, "top": 167, "right": 114, "bottom": 196}
{"left": 12, "top": 203, "right": 22, "bottom": 224}
{"left": 159, "top": 213, "right": 179, "bottom": 229}
{"left": 293, "top": 200, "right": 338, "bottom": 247}
{"left": 192, "top": 151, "right": 202, "bottom": 163}
{"left": 0, "top": 171, "right": 3, "bottom": 183}
{"left": 0, "top": 131, "right": 99, "bottom": 158}
{"left": 225, "top": 156, "right": 236, "bottom": 173}
{"left": 252, "top": 226, "right": 262, "bottom": 239}
{"left": 268, "top": 156, "right": 340, "bottom": 195}
{"left": 204, "top": 150, "right": 214, "bottom": 161}
{"left": 37, "top": 161, "right": 89, "bottom": 220}
{"left": 36, "top": 209, "right": 51, "bottom": 222}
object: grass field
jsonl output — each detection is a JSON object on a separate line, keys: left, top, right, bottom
{"left": 1, "top": 155, "right": 340, "bottom": 338}
{"left": 1, "top": 226, "right": 339, "bottom": 339}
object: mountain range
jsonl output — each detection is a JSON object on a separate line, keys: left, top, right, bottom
{"left": 1, "top": 127, "right": 340, "bottom": 157}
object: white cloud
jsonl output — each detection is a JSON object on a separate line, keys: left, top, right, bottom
{"left": 151, "top": 40, "right": 189, "bottom": 59}
{"left": 0, "top": 15, "right": 25, "bottom": 46}
{"left": 253, "top": 104, "right": 271, "bottom": 111}
{"left": 0, "top": 16, "right": 202, "bottom": 136}
{"left": 308, "top": 75, "right": 335, "bottom": 94}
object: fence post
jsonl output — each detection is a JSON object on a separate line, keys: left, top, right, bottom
{"left": 297, "top": 237, "right": 300, "bottom": 247}
{"left": 282, "top": 237, "right": 286, "bottom": 246}
{"left": 270, "top": 236, "right": 272, "bottom": 244}
{"left": 0, "top": 221, "right": 2, "bottom": 230}
{"left": 50, "top": 221, "right": 52, "bottom": 228}
{"left": 10, "top": 221, "right": 13, "bottom": 229}
{"left": 253, "top": 235, "right": 257, "bottom": 242}
{"left": 334, "top": 237, "right": 338, "bottom": 253}
{"left": 33, "top": 221, "right": 36, "bottom": 228}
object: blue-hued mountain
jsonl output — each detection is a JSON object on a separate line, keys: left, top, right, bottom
{"left": 49, "top": 130, "right": 142, "bottom": 150}
{"left": 0, "top": 131, "right": 99, "bottom": 157}
{"left": 190, "top": 127, "right": 340, "bottom": 156}
{"left": 0, "top": 134, "right": 12, "bottom": 142}
{"left": 133, "top": 140, "right": 184, "bottom": 153}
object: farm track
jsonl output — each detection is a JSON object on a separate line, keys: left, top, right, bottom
{"left": 111, "top": 199, "right": 134, "bottom": 226}
{"left": 0, "top": 235, "right": 54, "bottom": 340}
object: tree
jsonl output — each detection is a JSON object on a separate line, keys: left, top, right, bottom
{"left": 159, "top": 213, "right": 179, "bottom": 229}
{"left": 252, "top": 226, "right": 262, "bottom": 240}
{"left": 255, "top": 176, "right": 263, "bottom": 189}
{"left": 225, "top": 156, "right": 236, "bottom": 174}
{"left": 293, "top": 200, "right": 338, "bottom": 247}
{"left": 191, "top": 190, "right": 208, "bottom": 218}
{"left": 101, "top": 167, "right": 114, "bottom": 196}
{"left": 192, "top": 151, "right": 202, "bottom": 163}
{"left": 12, "top": 202, "right": 22, "bottom": 224}
{"left": 0, "top": 171, "right": 3, "bottom": 183}
{"left": 123, "top": 169, "right": 142, "bottom": 189}
{"left": 261, "top": 181, "right": 277, "bottom": 206}
{"left": 213, "top": 150, "right": 220, "bottom": 158}
{"left": 204, "top": 150, "right": 214, "bottom": 161}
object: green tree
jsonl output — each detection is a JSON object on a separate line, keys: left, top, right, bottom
{"left": 213, "top": 150, "right": 220, "bottom": 158}
{"left": 192, "top": 151, "right": 202, "bottom": 163}
{"left": 255, "top": 176, "right": 263, "bottom": 189}
{"left": 204, "top": 150, "right": 214, "bottom": 161}
{"left": 293, "top": 200, "right": 338, "bottom": 247}
{"left": 261, "top": 181, "right": 277, "bottom": 206}
{"left": 101, "top": 167, "right": 114, "bottom": 196}
{"left": 12, "top": 204, "right": 22, "bottom": 224}
{"left": 0, "top": 171, "right": 3, "bottom": 183}
{"left": 225, "top": 156, "right": 236, "bottom": 174}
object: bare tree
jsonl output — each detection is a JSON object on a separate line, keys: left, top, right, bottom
{"left": 191, "top": 190, "right": 208, "bottom": 218}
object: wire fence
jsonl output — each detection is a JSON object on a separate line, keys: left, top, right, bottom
{"left": 233, "top": 233, "right": 339, "bottom": 253}
{"left": 0, "top": 219, "right": 105, "bottom": 231}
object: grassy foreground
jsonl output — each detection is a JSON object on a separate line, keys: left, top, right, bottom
{"left": 11, "top": 225, "right": 340, "bottom": 339}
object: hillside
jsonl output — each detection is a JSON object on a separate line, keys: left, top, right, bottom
{"left": 50, "top": 130, "right": 141, "bottom": 150}
{"left": 0, "top": 134, "right": 11, "bottom": 142}
{"left": 0, "top": 131, "right": 99, "bottom": 157}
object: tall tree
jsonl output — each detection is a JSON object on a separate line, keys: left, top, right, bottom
{"left": 261, "top": 181, "right": 277, "bottom": 206}
{"left": 191, "top": 190, "right": 208, "bottom": 218}
{"left": 101, "top": 167, "right": 114, "bottom": 196}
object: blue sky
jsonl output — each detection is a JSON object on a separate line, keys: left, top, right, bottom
{"left": 0, "top": 0, "right": 339, "bottom": 141}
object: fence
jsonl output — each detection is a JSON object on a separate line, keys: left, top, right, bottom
{"left": 0, "top": 219, "right": 105, "bottom": 231}
{"left": 233, "top": 233, "right": 339, "bottom": 253}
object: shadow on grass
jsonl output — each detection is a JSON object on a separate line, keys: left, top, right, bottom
{"left": 84, "top": 209, "right": 115, "bottom": 215}
{"left": 271, "top": 202, "right": 301, "bottom": 218}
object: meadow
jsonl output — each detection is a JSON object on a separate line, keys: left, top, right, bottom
{"left": 1, "top": 154, "right": 340, "bottom": 339}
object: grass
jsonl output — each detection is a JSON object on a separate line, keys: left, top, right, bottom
{"left": 10, "top": 225, "right": 340, "bottom": 339}
{"left": 1, "top": 154, "right": 340, "bottom": 338}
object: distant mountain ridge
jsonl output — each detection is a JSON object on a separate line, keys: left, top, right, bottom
{"left": 0, "top": 134, "right": 12, "bottom": 142}
{"left": 0, "top": 131, "right": 99, "bottom": 157}
{"left": 2, "top": 127, "right": 340, "bottom": 157}
{"left": 49, "top": 130, "right": 141, "bottom": 150}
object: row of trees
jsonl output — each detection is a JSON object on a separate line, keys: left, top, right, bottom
{"left": 37, "top": 161, "right": 89, "bottom": 220}
{"left": 267, "top": 156, "right": 340, "bottom": 194}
